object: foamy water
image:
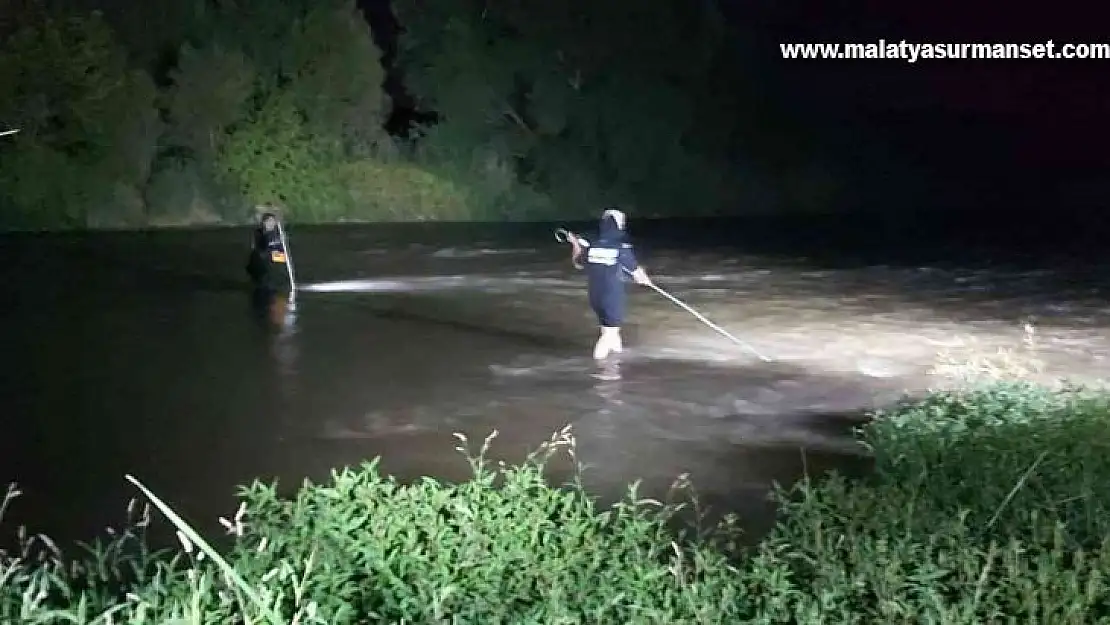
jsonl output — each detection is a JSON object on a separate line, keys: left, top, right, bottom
{"left": 6, "top": 228, "right": 1105, "bottom": 546}
{"left": 303, "top": 244, "right": 1110, "bottom": 389}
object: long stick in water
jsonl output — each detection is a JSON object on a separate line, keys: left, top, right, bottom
{"left": 556, "top": 228, "right": 770, "bottom": 361}
{"left": 0, "top": 129, "right": 19, "bottom": 137}
{"left": 625, "top": 267, "right": 771, "bottom": 361}
{"left": 276, "top": 219, "right": 297, "bottom": 302}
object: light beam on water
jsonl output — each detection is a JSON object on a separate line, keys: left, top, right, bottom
{"left": 300, "top": 274, "right": 576, "bottom": 294}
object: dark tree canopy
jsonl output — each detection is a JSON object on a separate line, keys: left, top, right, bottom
{"left": 0, "top": 0, "right": 855, "bottom": 229}
{"left": 392, "top": 0, "right": 749, "bottom": 218}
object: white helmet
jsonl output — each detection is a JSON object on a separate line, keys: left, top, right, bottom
{"left": 601, "top": 208, "right": 626, "bottom": 230}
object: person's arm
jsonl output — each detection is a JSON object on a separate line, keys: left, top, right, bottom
{"left": 618, "top": 243, "right": 651, "bottom": 286}
{"left": 567, "top": 233, "right": 589, "bottom": 270}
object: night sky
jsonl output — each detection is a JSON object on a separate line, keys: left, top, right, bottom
{"left": 768, "top": 1, "right": 1110, "bottom": 220}
{"left": 365, "top": 0, "right": 1109, "bottom": 215}
{"left": 5, "top": 0, "right": 1103, "bottom": 220}
{"left": 722, "top": 0, "right": 1110, "bottom": 181}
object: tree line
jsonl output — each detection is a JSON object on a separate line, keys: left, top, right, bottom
{"left": 0, "top": 0, "right": 842, "bottom": 230}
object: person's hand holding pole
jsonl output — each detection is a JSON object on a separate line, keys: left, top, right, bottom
{"left": 629, "top": 266, "right": 652, "bottom": 287}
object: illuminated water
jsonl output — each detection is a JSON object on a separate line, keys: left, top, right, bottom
{"left": 1, "top": 220, "right": 1107, "bottom": 546}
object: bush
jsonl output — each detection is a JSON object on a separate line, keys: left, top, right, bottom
{"left": 144, "top": 157, "right": 242, "bottom": 226}
{"left": 754, "top": 382, "right": 1110, "bottom": 622}
{"left": 338, "top": 156, "right": 561, "bottom": 222}
{"left": 339, "top": 158, "right": 477, "bottom": 222}
{"left": 0, "top": 10, "right": 160, "bottom": 231}
{"left": 6, "top": 384, "right": 1110, "bottom": 622}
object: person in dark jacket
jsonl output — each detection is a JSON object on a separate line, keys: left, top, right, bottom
{"left": 567, "top": 208, "right": 653, "bottom": 359}
{"left": 245, "top": 212, "right": 287, "bottom": 291}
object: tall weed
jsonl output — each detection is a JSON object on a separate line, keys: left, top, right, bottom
{"left": 5, "top": 386, "right": 1110, "bottom": 622}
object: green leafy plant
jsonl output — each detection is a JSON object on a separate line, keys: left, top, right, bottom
{"left": 7, "top": 383, "right": 1110, "bottom": 622}
{"left": 0, "top": 10, "right": 159, "bottom": 229}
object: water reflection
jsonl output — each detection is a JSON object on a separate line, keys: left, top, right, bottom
{"left": 4, "top": 225, "right": 1110, "bottom": 548}
{"left": 249, "top": 289, "right": 300, "bottom": 439}
{"left": 270, "top": 296, "right": 299, "bottom": 383}
{"left": 249, "top": 289, "right": 298, "bottom": 334}
{"left": 592, "top": 359, "right": 623, "bottom": 384}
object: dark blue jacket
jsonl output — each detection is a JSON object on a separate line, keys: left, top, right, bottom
{"left": 582, "top": 214, "right": 639, "bottom": 324}
{"left": 253, "top": 227, "right": 284, "bottom": 254}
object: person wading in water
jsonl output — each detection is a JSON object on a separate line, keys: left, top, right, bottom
{"left": 246, "top": 208, "right": 288, "bottom": 291}
{"left": 565, "top": 208, "right": 653, "bottom": 360}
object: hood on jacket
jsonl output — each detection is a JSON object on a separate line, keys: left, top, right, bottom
{"left": 258, "top": 212, "right": 279, "bottom": 231}
{"left": 598, "top": 208, "right": 626, "bottom": 241}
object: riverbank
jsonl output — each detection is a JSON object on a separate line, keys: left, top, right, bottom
{"left": 5, "top": 379, "right": 1110, "bottom": 623}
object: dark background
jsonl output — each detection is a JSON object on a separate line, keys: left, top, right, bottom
{"left": 362, "top": 0, "right": 1110, "bottom": 227}
{"left": 3, "top": 0, "right": 1108, "bottom": 235}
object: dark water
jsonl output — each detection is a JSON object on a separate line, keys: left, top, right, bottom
{"left": 2, "top": 219, "right": 1108, "bottom": 549}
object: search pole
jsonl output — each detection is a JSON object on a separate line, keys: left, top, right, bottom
{"left": 275, "top": 219, "right": 297, "bottom": 308}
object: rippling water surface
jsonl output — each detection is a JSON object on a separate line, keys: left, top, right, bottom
{"left": 1, "top": 221, "right": 1107, "bottom": 545}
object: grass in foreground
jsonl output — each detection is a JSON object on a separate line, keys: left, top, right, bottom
{"left": 5, "top": 383, "right": 1110, "bottom": 623}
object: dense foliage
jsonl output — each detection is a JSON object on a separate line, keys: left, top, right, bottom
{"left": 391, "top": 0, "right": 746, "bottom": 220}
{"left": 0, "top": 0, "right": 839, "bottom": 230}
{"left": 6, "top": 382, "right": 1110, "bottom": 622}
{"left": 0, "top": 0, "right": 396, "bottom": 228}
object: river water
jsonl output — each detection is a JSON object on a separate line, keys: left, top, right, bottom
{"left": 1, "top": 219, "right": 1108, "bottom": 547}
